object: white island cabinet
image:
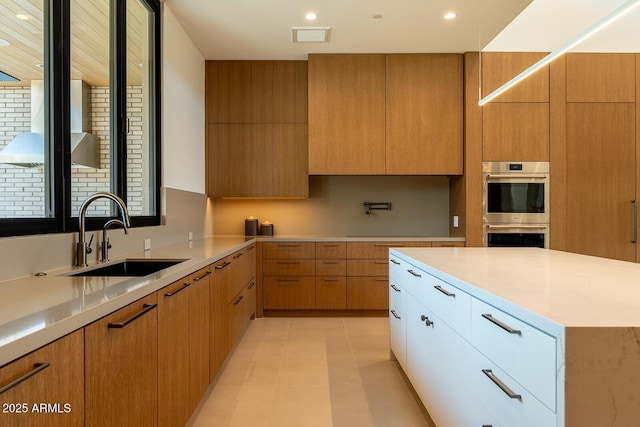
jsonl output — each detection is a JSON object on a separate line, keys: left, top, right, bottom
{"left": 389, "top": 247, "right": 640, "bottom": 427}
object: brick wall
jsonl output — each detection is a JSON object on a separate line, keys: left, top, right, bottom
{"left": 0, "top": 86, "right": 145, "bottom": 218}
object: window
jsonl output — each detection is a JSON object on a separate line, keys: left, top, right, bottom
{"left": 0, "top": 0, "right": 161, "bottom": 237}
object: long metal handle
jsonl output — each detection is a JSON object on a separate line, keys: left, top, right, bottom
{"left": 108, "top": 303, "right": 157, "bottom": 328}
{"left": 247, "top": 281, "right": 256, "bottom": 289}
{"left": 323, "top": 261, "right": 339, "bottom": 265}
{"left": 486, "top": 174, "right": 547, "bottom": 180}
{"left": 0, "top": 363, "right": 50, "bottom": 395}
{"left": 277, "top": 261, "right": 301, "bottom": 265}
{"left": 390, "top": 259, "right": 400, "bottom": 265}
{"left": 633, "top": 200, "right": 637, "bottom": 243}
{"left": 407, "top": 269, "right": 421, "bottom": 278}
{"left": 390, "top": 284, "right": 401, "bottom": 292}
{"left": 233, "top": 295, "right": 244, "bottom": 306}
{"left": 375, "top": 261, "right": 387, "bottom": 265}
{"left": 322, "top": 244, "right": 340, "bottom": 247}
{"left": 486, "top": 224, "right": 547, "bottom": 230}
{"left": 434, "top": 285, "right": 455, "bottom": 297}
{"left": 164, "top": 282, "right": 190, "bottom": 297}
{"left": 247, "top": 245, "right": 255, "bottom": 251}
{"left": 214, "top": 261, "right": 231, "bottom": 270}
{"left": 482, "top": 314, "right": 521, "bottom": 335}
{"left": 278, "top": 244, "right": 301, "bottom": 247}
{"left": 390, "top": 310, "right": 401, "bottom": 320}
{"left": 322, "top": 278, "right": 339, "bottom": 282}
{"left": 233, "top": 252, "right": 244, "bottom": 259}
{"left": 482, "top": 369, "right": 522, "bottom": 399}
{"left": 375, "top": 278, "right": 388, "bottom": 282}
{"left": 277, "top": 278, "right": 300, "bottom": 282}
{"left": 193, "top": 271, "right": 212, "bottom": 281}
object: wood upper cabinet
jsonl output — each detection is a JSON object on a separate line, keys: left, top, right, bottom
{"left": 385, "top": 54, "right": 463, "bottom": 175}
{"left": 85, "top": 294, "right": 158, "bottom": 427}
{"left": 566, "top": 53, "right": 636, "bottom": 103}
{"left": 0, "top": 330, "right": 84, "bottom": 427}
{"left": 481, "top": 52, "right": 549, "bottom": 102}
{"left": 308, "top": 54, "right": 387, "bottom": 175}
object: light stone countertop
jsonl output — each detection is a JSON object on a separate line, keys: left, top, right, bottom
{"left": 392, "top": 247, "right": 640, "bottom": 332}
{"left": 0, "top": 234, "right": 462, "bottom": 367}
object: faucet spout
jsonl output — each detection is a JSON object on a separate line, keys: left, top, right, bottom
{"left": 76, "top": 192, "right": 131, "bottom": 267}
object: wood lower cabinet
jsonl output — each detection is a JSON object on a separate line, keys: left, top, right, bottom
{"left": 85, "top": 293, "right": 158, "bottom": 427}
{"left": 0, "top": 330, "right": 84, "bottom": 427}
{"left": 262, "top": 242, "right": 316, "bottom": 310}
{"left": 188, "top": 268, "right": 211, "bottom": 412}
{"left": 210, "top": 255, "right": 232, "bottom": 380}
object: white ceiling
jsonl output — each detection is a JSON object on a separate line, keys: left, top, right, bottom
{"left": 163, "top": 0, "right": 532, "bottom": 60}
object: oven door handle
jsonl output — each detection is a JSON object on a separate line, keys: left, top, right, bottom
{"left": 486, "top": 224, "right": 548, "bottom": 230}
{"left": 485, "top": 174, "right": 548, "bottom": 180}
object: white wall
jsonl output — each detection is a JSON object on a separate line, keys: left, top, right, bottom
{"left": 162, "top": 4, "right": 206, "bottom": 194}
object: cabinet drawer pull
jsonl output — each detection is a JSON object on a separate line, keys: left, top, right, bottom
{"left": 277, "top": 278, "right": 300, "bottom": 282}
{"left": 321, "top": 244, "right": 340, "bottom": 247}
{"left": 233, "top": 295, "right": 244, "bottom": 306}
{"left": 375, "top": 261, "right": 387, "bottom": 265}
{"left": 0, "top": 362, "right": 50, "bottom": 395}
{"left": 482, "top": 314, "right": 521, "bottom": 335}
{"left": 407, "top": 269, "right": 421, "bottom": 278}
{"left": 277, "top": 261, "right": 301, "bottom": 265}
{"left": 164, "top": 282, "right": 190, "bottom": 297}
{"left": 322, "top": 261, "right": 339, "bottom": 265}
{"left": 420, "top": 315, "right": 434, "bottom": 327}
{"left": 193, "top": 270, "right": 211, "bottom": 281}
{"left": 247, "top": 245, "right": 255, "bottom": 251}
{"left": 108, "top": 303, "right": 157, "bottom": 329}
{"left": 390, "top": 310, "right": 401, "bottom": 320}
{"left": 322, "top": 278, "right": 339, "bottom": 282}
{"left": 214, "top": 261, "right": 231, "bottom": 270}
{"left": 482, "top": 369, "right": 522, "bottom": 400}
{"left": 390, "top": 284, "right": 401, "bottom": 292}
{"left": 233, "top": 252, "right": 244, "bottom": 259}
{"left": 390, "top": 259, "right": 400, "bottom": 265}
{"left": 375, "top": 278, "right": 388, "bottom": 282}
{"left": 633, "top": 200, "right": 637, "bottom": 243}
{"left": 434, "top": 285, "right": 455, "bottom": 297}
{"left": 278, "top": 244, "right": 301, "bottom": 247}
{"left": 247, "top": 281, "right": 256, "bottom": 289}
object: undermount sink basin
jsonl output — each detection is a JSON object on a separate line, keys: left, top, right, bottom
{"left": 69, "top": 259, "right": 188, "bottom": 277}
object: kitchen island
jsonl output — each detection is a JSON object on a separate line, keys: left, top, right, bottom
{"left": 390, "top": 247, "right": 640, "bottom": 427}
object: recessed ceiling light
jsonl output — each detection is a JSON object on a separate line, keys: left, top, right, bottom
{"left": 0, "top": 38, "right": 10, "bottom": 47}
{"left": 372, "top": 14, "right": 383, "bottom": 20}
{"left": 305, "top": 12, "right": 317, "bottom": 21}
{"left": 444, "top": 12, "right": 457, "bottom": 20}
{"left": 16, "top": 14, "right": 30, "bottom": 20}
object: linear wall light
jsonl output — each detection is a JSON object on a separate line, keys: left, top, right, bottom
{"left": 478, "top": 0, "right": 640, "bottom": 106}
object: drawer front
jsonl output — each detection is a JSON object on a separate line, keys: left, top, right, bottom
{"left": 263, "top": 277, "right": 315, "bottom": 309}
{"left": 347, "top": 241, "right": 432, "bottom": 259}
{"left": 431, "top": 241, "right": 465, "bottom": 248}
{"left": 315, "top": 242, "right": 346, "bottom": 258}
{"left": 398, "top": 264, "right": 429, "bottom": 307}
{"left": 471, "top": 298, "right": 556, "bottom": 411}
{"left": 471, "top": 350, "right": 556, "bottom": 427}
{"left": 346, "top": 277, "right": 389, "bottom": 310}
{"left": 316, "top": 259, "right": 347, "bottom": 276}
{"left": 430, "top": 276, "right": 471, "bottom": 340}
{"left": 347, "top": 259, "right": 389, "bottom": 276}
{"left": 388, "top": 255, "right": 405, "bottom": 282}
{"left": 389, "top": 282, "right": 406, "bottom": 370}
{"left": 263, "top": 242, "right": 315, "bottom": 259}
{"left": 263, "top": 259, "right": 315, "bottom": 276}
{"left": 315, "top": 277, "right": 346, "bottom": 309}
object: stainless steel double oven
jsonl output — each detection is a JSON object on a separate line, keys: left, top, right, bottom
{"left": 482, "top": 161, "right": 550, "bottom": 248}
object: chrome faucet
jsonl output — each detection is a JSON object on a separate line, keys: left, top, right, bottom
{"left": 76, "top": 192, "right": 131, "bottom": 267}
{"left": 101, "top": 219, "right": 125, "bottom": 262}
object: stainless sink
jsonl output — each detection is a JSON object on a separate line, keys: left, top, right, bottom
{"left": 68, "top": 259, "right": 188, "bottom": 277}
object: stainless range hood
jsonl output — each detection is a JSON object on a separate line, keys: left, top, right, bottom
{"left": 0, "top": 80, "right": 100, "bottom": 168}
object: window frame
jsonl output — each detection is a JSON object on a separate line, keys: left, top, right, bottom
{"left": 0, "top": 0, "right": 162, "bottom": 237}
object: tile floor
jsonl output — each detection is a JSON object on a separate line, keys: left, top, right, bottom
{"left": 187, "top": 317, "right": 434, "bottom": 427}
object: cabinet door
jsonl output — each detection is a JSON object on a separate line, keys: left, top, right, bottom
{"left": 251, "top": 61, "right": 307, "bottom": 123}
{"left": 315, "top": 277, "right": 346, "bottom": 309}
{"left": 189, "top": 268, "right": 211, "bottom": 411}
{"left": 0, "top": 330, "right": 84, "bottom": 427}
{"left": 385, "top": 54, "right": 463, "bottom": 175}
{"left": 210, "top": 257, "right": 232, "bottom": 380}
{"left": 389, "top": 280, "right": 406, "bottom": 370}
{"left": 85, "top": 294, "right": 158, "bottom": 427}
{"left": 481, "top": 52, "right": 549, "bottom": 102}
{"left": 566, "top": 103, "right": 636, "bottom": 261}
{"left": 205, "top": 61, "right": 252, "bottom": 123}
{"left": 207, "top": 124, "right": 308, "bottom": 197}
{"left": 263, "top": 277, "right": 315, "bottom": 309}
{"left": 157, "top": 280, "right": 191, "bottom": 427}
{"left": 346, "top": 277, "right": 388, "bottom": 310}
{"left": 308, "top": 54, "right": 386, "bottom": 174}
{"left": 566, "top": 53, "right": 636, "bottom": 103}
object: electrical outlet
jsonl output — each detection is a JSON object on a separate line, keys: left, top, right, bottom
{"left": 453, "top": 216, "right": 459, "bottom": 228}
{"left": 144, "top": 238, "right": 151, "bottom": 251}
{"left": 188, "top": 232, "right": 193, "bottom": 241}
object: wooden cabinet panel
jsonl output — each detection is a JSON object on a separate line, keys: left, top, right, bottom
{"left": 207, "top": 124, "right": 308, "bottom": 197}
{"left": 206, "top": 61, "right": 252, "bottom": 123}
{"left": 316, "top": 277, "right": 347, "bottom": 309}
{"left": 0, "top": 330, "right": 84, "bottom": 427}
{"left": 210, "top": 257, "right": 232, "bottom": 380}
{"left": 385, "top": 54, "right": 463, "bottom": 175}
{"left": 347, "top": 242, "right": 431, "bottom": 259}
{"left": 481, "top": 52, "right": 549, "bottom": 102}
{"left": 566, "top": 103, "right": 636, "bottom": 261}
{"left": 189, "top": 268, "right": 211, "bottom": 412}
{"left": 157, "top": 280, "right": 191, "bottom": 427}
{"left": 347, "top": 259, "right": 389, "bottom": 277}
{"left": 263, "top": 277, "right": 316, "bottom": 309}
{"left": 85, "top": 294, "right": 158, "bottom": 427}
{"left": 263, "top": 259, "right": 315, "bottom": 276}
{"left": 308, "top": 54, "right": 386, "bottom": 174}
{"left": 566, "top": 53, "right": 636, "bottom": 103}
{"left": 315, "top": 242, "right": 346, "bottom": 258}
{"left": 263, "top": 242, "right": 315, "bottom": 259}
{"left": 251, "top": 61, "right": 307, "bottom": 124}
{"left": 315, "top": 259, "right": 347, "bottom": 276}
{"left": 347, "top": 277, "right": 389, "bottom": 310}
{"left": 483, "top": 103, "right": 549, "bottom": 161}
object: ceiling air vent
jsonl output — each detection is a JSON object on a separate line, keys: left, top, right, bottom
{"left": 292, "top": 27, "right": 331, "bottom": 43}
